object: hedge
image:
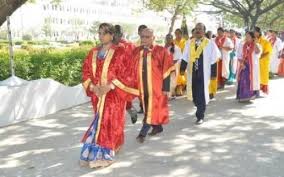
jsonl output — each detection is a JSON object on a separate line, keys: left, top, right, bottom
{"left": 0, "top": 47, "right": 91, "bottom": 86}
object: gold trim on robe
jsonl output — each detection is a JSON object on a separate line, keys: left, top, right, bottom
{"left": 139, "top": 51, "right": 145, "bottom": 112}
{"left": 112, "top": 79, "right": 139, "bottom": 96}
{"left": 82, "top": 51, "right": 98, "bottom": 92}
{"left": 95, "top": 48, "right": 115, "bottom": 142}
{"left": 92, "top": 51, "right": 98, "bottom": 78}
{"left": 163, "top": 65, "right": 176, "bottom": 79}
{"left": 82, "top": 78, "right": 91, "bottom": 91}
{"left": 146, "top": 53, "right": 153, "bottom": 124}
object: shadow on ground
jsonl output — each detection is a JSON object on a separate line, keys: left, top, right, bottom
{"left": 0, "top": 78, "right": 284, "bottom": 177}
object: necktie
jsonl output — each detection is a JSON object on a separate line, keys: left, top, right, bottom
{"left": 194, "top": 40, "right": 201, "bottom": 71}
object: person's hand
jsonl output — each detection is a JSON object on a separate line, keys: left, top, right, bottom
{"left": 90, "top": 84, "right": 103, "bottom": 97}
{"left": 99, "top": 84, "right": 112, "bottom": 96}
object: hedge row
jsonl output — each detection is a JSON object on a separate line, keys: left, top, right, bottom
{"left": 0, "top": 47, "right": 91, "bottom": 86}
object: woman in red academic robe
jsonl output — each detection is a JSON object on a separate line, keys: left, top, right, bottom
{"left": 80, "top": 23, "right": 138, "bottom": 169}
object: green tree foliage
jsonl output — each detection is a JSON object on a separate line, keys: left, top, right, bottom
{"left": 143, "top": 0, "right": 199, "bottom": 34}
{"left": 202, "top": 0, "right": 284, "bottom": 30}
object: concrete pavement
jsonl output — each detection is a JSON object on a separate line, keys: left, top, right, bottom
{"left": 0, "top": 78, "right": 284, "bottom": 177}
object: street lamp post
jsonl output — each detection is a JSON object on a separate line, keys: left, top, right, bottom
{"left": 6, "top": 16, "right": 15, "bottom": 76}
{"left": 0, "top": 17, "right": 27, "bottom": 86}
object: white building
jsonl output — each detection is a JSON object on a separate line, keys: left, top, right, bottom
{"left": 4, "top": 0, "right": 170, "bottom": 41}
{"left": 0, "top": 0, "right": 225, "bottom": 42}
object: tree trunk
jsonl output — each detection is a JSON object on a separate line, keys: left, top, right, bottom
{"left": 0, "top": 0, "right": 28, "bottom": 27}
{"left": 250, "top": 16, "right": 258, "bottom": 30}
{"left": 243, "top": 17, "right": 250, "bottom": 30}
{"left": 168, "top": 6, "right": 180, "bottom": 34}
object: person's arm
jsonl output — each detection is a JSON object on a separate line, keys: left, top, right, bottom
{"left": 260, "top": 41, "right": 272, "bottom": 58}
{"left": 254, "top": 41, "right": 261, "bottom": 54}
{"left": 162, "top": 48, "right": 175, "bottom": 94}
{"left": 222, "top": 38, "right": 234, "bottom": 51}
{"left": 162, "top": 76, "right": 170, "bottom": 92}
{"left": 82, "top": 50, "right": 95, "bottom": 97}
{"left": 180, "top": 40, "right": 190, "bottom": 74}
{"left": 111, "top": 47, "right": 140, "bottom": 99}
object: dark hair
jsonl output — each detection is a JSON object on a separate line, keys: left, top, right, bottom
{"left": 196, "top": 23, "right": 206, "bottom": 32}
{"left": 99, "top": 23, "right": 115, "bottom": 35}
{"left": 165, "top": 34, "right": 175, "bottom": 54}
{"left": 230, "top": 29, "right": 235, "bottom": 33}
{"left": 175, "top": 28, "right": 183, "bottom": 34}
{"left": 254, "top": 26, "right": 262, "bottom": 36}
{"left": 246, "top": 31, "right": 255, "bottom": 39}
{"left": 217, "top": 27, "right": 224, "bottom": 32}
{"left": 206, "top": 31, "right": 212, "bottom": 38}
{"left": 138, "top": 25, "right": 147, "bottom": 33}
{"left": 236, "top": 32, "right": 242, "bottom": 38}
{"left": 269, "top": 30, "right": 278, "bottom": 34}
{"left": 114, "top": 24, "right": 123, "bottom": 37}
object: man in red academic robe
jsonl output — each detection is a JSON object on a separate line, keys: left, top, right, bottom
{"left": 131, "top": 28, "right": 175, "bottom": 143}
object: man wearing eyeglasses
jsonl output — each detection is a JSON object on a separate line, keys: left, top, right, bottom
{"left": 131, "top": 28, "right": 175, "bottom": 143}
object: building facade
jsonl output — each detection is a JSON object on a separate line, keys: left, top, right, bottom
{"left": 4, "top": 0, "right": 168, "bottom": 41}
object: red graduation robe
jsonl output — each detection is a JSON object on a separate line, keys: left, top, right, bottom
{"left": 81, "top": 44, "right": 138, "bottom": 150}
{"left": 118, "top": 39, "right": 137, "bottom": 110}
{"left": 132, "top": 45, "right": 175, "bottom": 125}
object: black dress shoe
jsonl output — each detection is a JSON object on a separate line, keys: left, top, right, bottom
{"left": 137, "top": 109, "right": 144, "bottom": 114}
{"left": 195, "top": 119, "right": 204, "bottom": 125}
{"left": 209, "top": 94, "right": 214, "bottom": 100}
{"left": 127, "top": 109, "right": 138, "bottom": 124}
{"left": 136, "top": 134, "right": 145, "bottom": 143}
{"left": 148, "top": 127, "right": 163, "bottom": 136}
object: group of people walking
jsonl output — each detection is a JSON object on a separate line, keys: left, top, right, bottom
{"left": 79, "top": 22, "right": 284, "bottom": 169}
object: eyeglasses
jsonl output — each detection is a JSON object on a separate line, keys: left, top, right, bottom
{"left": 141, "top": 35, "right": 152, "bottom": 39}
{"left": 195, "top": 27, "right": 204, "bottom": 31}
{"left": 98, "top": 31, "right": 108, "bottom": 36}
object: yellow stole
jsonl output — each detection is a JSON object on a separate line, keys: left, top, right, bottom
{"left": 190, "top": 38, "right": 210, "bottom": 63}
{"left": 187, "top": 37, "right": 209, "bottom": 100}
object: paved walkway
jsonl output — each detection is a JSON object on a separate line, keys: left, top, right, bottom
{"left": 0, "top": 78, "right": 284, "bottom": 177}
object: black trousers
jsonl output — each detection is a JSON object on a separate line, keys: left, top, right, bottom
{"left": 192, "top": 71, "right": 206, "bottom": 120}
{"left": 139, "top": 124, "right": 162, "bottom": 137}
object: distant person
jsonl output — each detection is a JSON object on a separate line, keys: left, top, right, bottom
{"left": 113, "top": 24, "right": 138, "bottom": 124}
{"left": 254, "top": 26, "right": 272, "bottom": 94}
{"left": 236, "top": 31, "right": 261, "bottom": 102}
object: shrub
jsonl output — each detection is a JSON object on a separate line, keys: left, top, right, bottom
{"left": 22, "top": 34, "right": 32, "bottom": 41}
{"left": 27, "top": 41, "right": 36, "bottom": 45}
{"left": 15, "top": 41, "right": 23, "bottom": 45}
{"left": 0, "top": 46, "right": 91, "bottom": 86}
{"left": 79, "top": 40, "right": 94, "bottom": 46}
